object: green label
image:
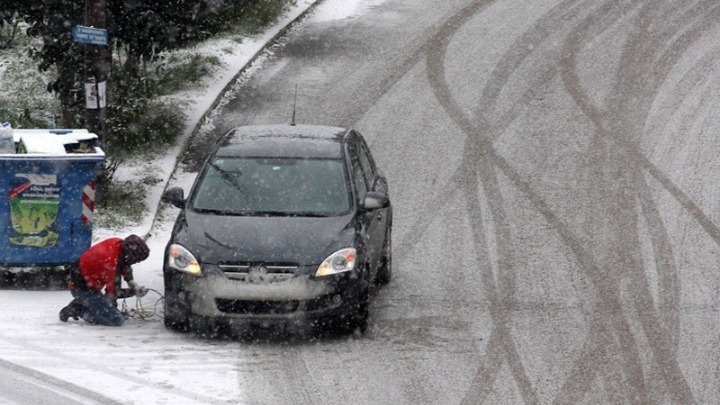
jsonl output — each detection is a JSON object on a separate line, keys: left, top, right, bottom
{"left": 8, "top": 174, "right": 61, "bottom": 247}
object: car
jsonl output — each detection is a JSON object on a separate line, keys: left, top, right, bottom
{"left": 160, "top": 124, "right": 392, "bottom": 336}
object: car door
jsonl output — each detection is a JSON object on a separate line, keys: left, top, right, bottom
{"left": 350, "top": 131, "right": 389, "bottom": 279}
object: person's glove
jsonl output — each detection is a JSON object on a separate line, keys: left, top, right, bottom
{"left": 128, "top": 280, "right": 148, "bottom": 298}
{"left": 135, "top": 285, "right": 148, "bottom": 298}
{"left": 116, "top": 288, "right": 133, "bottom": 298}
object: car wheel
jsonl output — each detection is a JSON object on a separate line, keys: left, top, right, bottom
{"left": 189, "top": 315, "right": 223, "bottom": 338}
{"left": 346, "top": 274, "right": 371, "bottom": 335}
{"left": 163, "top": 289, "right": 190, "bottom": 332}
{"left": 348, "top": 301, "right": 369, "bottom": 335}
{"left": 326, "top": 300, "right": 369, "bottom": 337}
{"left": 376, "top": 226, "right": 392, "bottom": 286}
{"left": 327, "top": 272, "right": 371, "bottom": 336}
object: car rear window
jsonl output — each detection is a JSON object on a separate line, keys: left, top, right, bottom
{"left": 190, "top": 157, "right": 351, "bottom": 216}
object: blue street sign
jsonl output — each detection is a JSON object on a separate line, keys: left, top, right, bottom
{"left": 72, "top": 26, "right": 108, "bottom": 46}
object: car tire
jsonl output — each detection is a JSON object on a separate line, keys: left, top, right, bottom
{"left": 326, "top": 301, "right": 369, "bottom": 337}
{"left": 327, "top": 273, "right": 371, "bottom": 336}
{"left": 376, "top": 226, "right": 392, "bottom": 286}
{"left": 189, "top": 315, "right": 223, "bottom": 338}
{"left": 348, "top": 301, "right": 369, "bottom": 335}
{"left": 347, "top": 274, "right": 371, "bottom": 335}
{"left": 163, "top": 289, "right": 190, "bottom": 332}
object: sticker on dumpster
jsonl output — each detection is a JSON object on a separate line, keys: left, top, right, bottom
{"left": 8, "top": 174, "right": 61, "bottom": 248}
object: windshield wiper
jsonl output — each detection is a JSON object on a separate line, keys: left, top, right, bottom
{"left": 194, "top": 208, "right": 333, "bottom": 217}
{"left": 287, "top": 211, "right": 332, "bottom": 217}
{"left": 245, "top": 210, "right": 295, "bottom": 217}
{"left": 194, "top": 208, "right": 235, "bottom": 215}
{"left": 237, "top": 210, "right": 332, "bottom": 217}
{"left": 209, "top": 162, "right": 246, "bottom": 192}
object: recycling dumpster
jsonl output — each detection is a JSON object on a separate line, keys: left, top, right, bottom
{"left": 0, "top": 129, "right": 105, "bottom": 267}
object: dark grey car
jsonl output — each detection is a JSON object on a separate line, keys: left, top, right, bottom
{"left": 161, "top": 124, "right": 392, "bottom": 336}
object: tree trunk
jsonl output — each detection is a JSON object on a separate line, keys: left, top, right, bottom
{"left": 55, "top": 61, "right": 77, "bottom": 128}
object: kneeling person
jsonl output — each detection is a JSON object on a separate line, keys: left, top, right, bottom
{"left": 60, "top": 234, "right": 150, "bottom": 326}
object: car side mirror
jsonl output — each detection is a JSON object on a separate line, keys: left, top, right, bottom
{"left": 361, "top": 191, "right": 390, "bottom": 211}
{"left": 162, "top": 187, "right": 186, "bottom": 209}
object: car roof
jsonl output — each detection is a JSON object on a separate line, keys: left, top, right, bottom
{"left": 214, "top": 124, "right": 349, "bottom": 159}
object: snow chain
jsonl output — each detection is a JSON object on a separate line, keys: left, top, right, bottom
{"left": 119, "top": 288, "right": 165, "bottom": 321}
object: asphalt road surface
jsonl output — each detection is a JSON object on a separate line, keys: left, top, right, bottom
{"left": 186, "top": 0, "right": 720, "bottom": 403}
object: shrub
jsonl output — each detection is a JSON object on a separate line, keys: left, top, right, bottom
{"left": 153, "top": 53, "right": 222, "bottom": 96}
{"left": 105, "top": 97, "right": 186, "bottom": 154}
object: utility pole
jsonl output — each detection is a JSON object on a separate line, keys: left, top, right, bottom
{"left": 79, "top": 0, "right": 110, "bottom": 204}
{"left": 84, "top": 0, "right": 109, "bottom": 142}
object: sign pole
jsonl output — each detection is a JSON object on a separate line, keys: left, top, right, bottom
{"left": 80, "top": 0, "right": 110, "bottom": 204}
{"left": 83, "top": 0, "right": 108, "bottom": 143}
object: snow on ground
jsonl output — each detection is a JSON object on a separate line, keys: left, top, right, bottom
{"left": 310, "top": 0, "right": 387, "bottom": 22}
{"left": 0, "top": 1, "right": 396, "bottom": 403}
{"left": 0, "top": 1, "right": 334, "bottom": 403}
{"left": 0, "top": 0, "right": 400, "bottom": 404}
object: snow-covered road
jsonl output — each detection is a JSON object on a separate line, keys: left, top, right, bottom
{"left": 2, "top": 0, "right": 720, "bottom": 403}
{"left": 200, "top": 0, "right": 720, "bottom": 403}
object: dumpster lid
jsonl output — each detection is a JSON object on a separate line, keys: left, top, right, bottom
{"left": 19, "top": 134, "right": 68, "bottom": 154}
{"left": 9, "top": 129, "right": 104, "bottom": 157}
{"left": 13, "top": 129, "right": 98, "bottom": 145}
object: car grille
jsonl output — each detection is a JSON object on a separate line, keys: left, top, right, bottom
{"left": 218, "top": 264, "right": 297, "bottom": 283}
{"left": 216, "top": 298, "right": 299, "bottom": 315}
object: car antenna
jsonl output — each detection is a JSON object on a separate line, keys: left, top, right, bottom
{"left": 291, "top": 84, "right": 298, "bottom": 126}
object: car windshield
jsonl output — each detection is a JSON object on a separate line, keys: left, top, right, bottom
{"left": 190, "top": 156, "right": 351, "bottom": 216}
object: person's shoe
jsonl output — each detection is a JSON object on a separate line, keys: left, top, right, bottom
{"left": 59, "top": 306, "right": 73, "bottom": 322}
{"left": 59, "top": 302, "right": 81, "bottom": 322}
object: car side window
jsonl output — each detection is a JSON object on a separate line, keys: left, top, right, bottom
{"left": 357, "top": 140, "right": 375, "bottom": 187}
{"left": 349, "top": 141, "right": 368, "bottom": 199}
{"left": 357, "top": 137, "right": 388, "bottom": 195}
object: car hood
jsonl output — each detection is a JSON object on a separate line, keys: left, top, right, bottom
{"left": 173, "top": 210, "right": 356, "bottom": 266}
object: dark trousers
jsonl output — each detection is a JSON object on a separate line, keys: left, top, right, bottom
{"left": 68, "top": 289, "right": 125, "bottom": 326}
{"left": 65, "top": 263, "right": 124, "bottom": 326}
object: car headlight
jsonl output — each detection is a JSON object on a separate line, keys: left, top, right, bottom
{"left": 168, "top": 244, "right": 202, "bottom": 276}
{"left": 315, "top": 248, "right": 356, "bottom": 277}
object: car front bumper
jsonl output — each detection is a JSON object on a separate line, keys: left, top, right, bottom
{"left": 165, "top": 267, "right": 366, "bottom": 324}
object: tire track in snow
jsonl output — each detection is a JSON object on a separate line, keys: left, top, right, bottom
{"left": 425, "top": 0, "right": 663, "bottom": 403}
{"left": 279, "top": 346, "right": 328, "bottom": 405}
{"left": 558, "top": 1, "right": 720, "bottom": 403}
{"left": 550, "top": 2, "right": 661, "bottom": 402}
{"left": 236, "top": 343, "right": 328, "bottom": 405}
{"left": 561, "top": 0, "right": 720, "bottom": 249}
{"left": 424, "top": 1, "right": 580, "bottom": 403}
{"left": 424, "top": 0, "right": 720, "bottom": 402}
{"left": 389, "top": 0, "right": 608, "bottom": 402}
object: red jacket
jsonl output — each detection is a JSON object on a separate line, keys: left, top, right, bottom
{"left": 78, "top": 237, "right": 127, "bottom": 297}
